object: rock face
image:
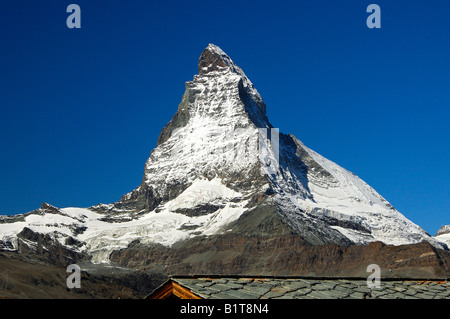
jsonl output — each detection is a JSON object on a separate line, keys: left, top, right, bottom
{"left": 110, "top": 234, "right": 450, "bottom": 279}
{"left": 0, "top": 44, "right": 448, "bottom": 279}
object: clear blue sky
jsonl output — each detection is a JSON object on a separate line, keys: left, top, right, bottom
{"left": 0, "top": 1, "right": 448, "bottom": 235}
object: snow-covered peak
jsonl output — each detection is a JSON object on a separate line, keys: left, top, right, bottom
{"left": 72, "top": 44, "right": 450, "bottom": 251}
{"left": 198, "top": 44, "right": 266, "bottom": 116}
{"left": 435, "top": 225, "right": 450, "bottom": 236}
{"left": 0, "top": 44, "right": 447, "bottom": 266}
{"left": 435, "top": 225, "right": 450, "bottom": 248}
{"left": 133, "top": 44, "right": 273, "bottom": 207}
{"left": 199, "top": 43, "right": 240, "bottom": 75}
{"left": 206, "top": 43, "right": 227, "bottom": 56}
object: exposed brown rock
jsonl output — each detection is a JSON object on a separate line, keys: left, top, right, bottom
{"left": 110, "top": 234, "right": 450, "bottom": 279}
{"left": 198, "top": 45, "right": 228, "bottom": 74}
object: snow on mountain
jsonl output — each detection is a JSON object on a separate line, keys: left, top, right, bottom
{"left": 287, "top": 138, "right": 433, "bottom": 246}
{"left": 1, "top": 180, "right": 248, "bottom": 263}
{"left": 0, "top": 44, "right": 446, "bottom": 263}
{"left": 434, "top": 225, "right": 450, "bottom": 247}
{"left": 81, "top": 178, "right": 249, "bottom": 263}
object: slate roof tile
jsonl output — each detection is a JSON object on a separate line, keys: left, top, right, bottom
{"left": 158, "top": 277, "right": 450, "bottom": 300}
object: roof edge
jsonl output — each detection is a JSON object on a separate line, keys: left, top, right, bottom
{"left": 167, "top": 274, "right": 449, "bottom": 282}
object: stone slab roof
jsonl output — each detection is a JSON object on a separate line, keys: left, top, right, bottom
{"left": 154, "top": 277, "right": 450, "bottom": 299}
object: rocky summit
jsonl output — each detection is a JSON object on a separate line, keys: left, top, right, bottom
{"left": 0, "top": 44, "right": 449, "bottom": 280}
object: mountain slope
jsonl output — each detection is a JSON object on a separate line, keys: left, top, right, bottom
{"left": 0, "top": 44, "right": 447, "bottom": 268}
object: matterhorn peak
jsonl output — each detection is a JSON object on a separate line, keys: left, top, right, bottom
{"left": 100, "top": 44, "right": 444, "bottom": 252}
{"left": 197, "top": 44, "right": 247, "bottom": 78}
{"left": 0, "top": 44, "right": 447, "bottom": 268}
{"left": 198, "top": 43, "right": 232, "bottom": 75}
{"left": 196, "top": 44, "right": 267, "bottom": 117}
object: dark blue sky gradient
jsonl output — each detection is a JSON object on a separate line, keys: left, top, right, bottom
{"left": 0, "top": 1, "right": 449, "bottom": 235}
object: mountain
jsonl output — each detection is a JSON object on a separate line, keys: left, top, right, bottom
{"left": 435, "top": 226, "right": 450, "bottom": 247}
{"left": 0, "top": 44, "right": 448, "bottom": 279}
